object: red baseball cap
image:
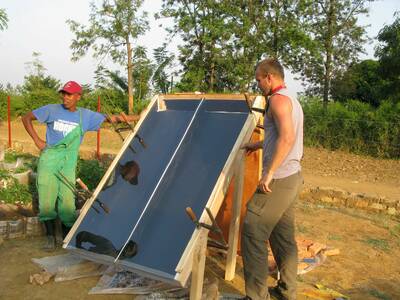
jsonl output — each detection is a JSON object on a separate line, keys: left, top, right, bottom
{"left": 59, "top": 81, "right": 82, "bottom": 94}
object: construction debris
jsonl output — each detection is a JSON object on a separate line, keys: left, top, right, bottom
{"left": 89, "top": 266, "right": 182, "bottom": 295}
{"left": 324, "top": 248, "right": 341, "bottom": 256}
{"left": 28, "top": 236, "right": 338, "bottom": 296}
{"left": 29, "top": 271, "right": 53, "bottom": 286}
{"left": 267, "top": 237, "right": 340, "bottom": 275}
{"left": 32, "top": 253, "right": 107, "bottom": 281}
{"left": 301, "top": 283, "right": 348, "bottom": 300}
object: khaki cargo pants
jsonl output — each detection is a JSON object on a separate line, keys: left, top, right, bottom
{"left": 241, "top": 171, "right": 303, "bottom": 300}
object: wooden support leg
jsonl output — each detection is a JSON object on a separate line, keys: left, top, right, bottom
{"left": 225, "top": 154, "right": 245, "bottom": 281}
{"left": 190, "top": 228, "right": 208, "bottom": 300}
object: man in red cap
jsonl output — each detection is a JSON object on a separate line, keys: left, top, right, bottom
{"left": 22, "top": 81, "right": 139, "bottom": 250}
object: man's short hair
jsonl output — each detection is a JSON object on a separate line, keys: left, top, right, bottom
{"left": 256, "top": 58, "right": 285, "bottom": 80}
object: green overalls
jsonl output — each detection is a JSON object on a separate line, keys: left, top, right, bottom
{"left": 37, "top": 110, "right": 83, "bottom": 227}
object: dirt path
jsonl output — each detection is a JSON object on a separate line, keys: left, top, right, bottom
{"left": 302, "top": 147, "right": 400, "bottom": 201}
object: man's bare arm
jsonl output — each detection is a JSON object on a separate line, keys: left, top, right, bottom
{"left": 22, "top": 112, "right": 46, "bottom": 150}
{"left": 106, "top": 114, "right": 140, "bottom": 123}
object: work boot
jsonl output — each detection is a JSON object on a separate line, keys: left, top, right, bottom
{"left": 61, "top": 223, "right": 71, "bottom": 239}
{"left": 269, "top": 285, "right": 288, "bottom": 300}
{"left": 43, "top": 220, "right": 56, "bottom": 251}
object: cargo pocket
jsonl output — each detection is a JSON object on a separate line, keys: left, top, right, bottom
{"left": 246, "top": 190, "right": 268, "bottom": 216}
{"left": 242, "top": 191, "right": 269, "bottom": 240}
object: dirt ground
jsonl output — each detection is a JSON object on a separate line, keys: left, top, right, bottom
{"left": 0, "top": 120, "right": 399, "bottom": 299}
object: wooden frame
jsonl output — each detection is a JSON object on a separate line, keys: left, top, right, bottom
{"left": 64, "top": 94, "right": 264, "bottom": 293}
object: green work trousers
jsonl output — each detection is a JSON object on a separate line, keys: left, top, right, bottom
{"left": 241, "top": 171, "right": 303, "bottom": 300}
{"left": 37, "top": 124, "right": 82, "bottom": 227}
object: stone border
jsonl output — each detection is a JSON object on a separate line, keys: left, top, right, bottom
{"left": 300, "top": 186, "right": 400, "bottom": 216}
{"left": 0, "top": 216, "right": 44, "bottom": 239}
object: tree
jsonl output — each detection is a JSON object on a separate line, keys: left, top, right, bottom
{"left": 67, "top": 0, "right": 149, "bottom": 114}
{"left": 132, "top": 46, "right": 153, "bottom": 102}
{"left": 223, "top": 0, "right": 314, "bottom": 90}
{"left": 93, "top": 46, "right": 152, "bottom": 112}
{"left": 330, "top": 59, "right": 387, "bottom": 106}
{"left": 152, "top": 44, "right": 175, "bottom": 94}
{"left": 159, "top": 1, "right": 314, "bottom": 92}
{"left": 375, "top": 13, "right": 400, "bottom": 102}
{"left": 0, "top": 8, "right": 8, "bottom": 31}
{"left": 295, "top": 0, "right": 371, "bottom": 107}
{"left": 21, "top": 52, "right": 61, "bottom": 111}
{"left": 159, "top": 0, "right": 233, "bottom": 92}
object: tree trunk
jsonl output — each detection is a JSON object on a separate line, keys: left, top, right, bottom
{"left": 210, "top": 60, "right": 215, "bottom": 92}
{"left": 210, "top": 40, "right": 215, "bottom": 92}
{"left": 323, "top": 0, "right": 335, "bottom": 109}
{"left": 127, "top": 39, "right": 134, "bottom": 114}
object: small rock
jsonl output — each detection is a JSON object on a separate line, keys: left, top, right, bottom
{"left": 370, "top": 203, "right": 385, "bottom": 211}
{"left": 321, "top": 196, "right": 334, "bottom": 203}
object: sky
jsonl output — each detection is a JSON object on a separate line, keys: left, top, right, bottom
{"left": 0, "top": 0, "right": 399, "bottom": 94}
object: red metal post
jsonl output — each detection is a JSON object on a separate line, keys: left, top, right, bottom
{"left": 7, "top": 95, "right": 11, "bottom": 148}
{"left": 96, "top": 95, "right": 101, "bottom": 160}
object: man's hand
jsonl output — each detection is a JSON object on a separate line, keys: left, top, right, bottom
{"left": 258, "top": 171, "right": 273, "bottom": 193}
{"left": 34, "top": 138, "right": 46, "bottom": 151}
{"left": 241, "top": 141, "right": 262, "bottom": 155}
{"left": 106, "top": 114, "right": 140, "bottom": 123}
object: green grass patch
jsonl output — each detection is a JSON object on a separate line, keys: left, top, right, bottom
{"left": 297, "top": 224, "right": 309, "bottom": 234}
{"left": 389, "top": 223, "right": 400, "bottom": 239}
{"left": 368, "top": 289, "right": 391, "bottom": 300}
{"left": 362, "top": 238, "right": 390, "bottom": 252}
{"left": 327, "top": 234, "right": 343, "bottom": 241}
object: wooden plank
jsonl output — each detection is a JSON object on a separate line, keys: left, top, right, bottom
{"left": 63, "top": 94, "right": 160, "bottom": 247}
{"left": 224, "top": 154, "right": 245, "bottom": 281}
{"left": 174, "top": 96, "right": 264, "bottom": 285}
{"left": 163, "top": 93, "right": 256, "bottom": 100}
{"left": 190, "top": 228, "right": 208, "bottom": 300}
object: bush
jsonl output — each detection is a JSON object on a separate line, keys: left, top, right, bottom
{"left": 22, "top": 88, "right": 60, "bottom": 112}
{"left": 0, "top": 170, "right": 32, "bottom": 204}
{"left": 76, "top": 158, "right": 106, "bottom": 191}
{"left": 302, "top": 97, "right": 400, "bottom": 158}
{"left": 81, "top": 89, "right": 149, "bottom": 115}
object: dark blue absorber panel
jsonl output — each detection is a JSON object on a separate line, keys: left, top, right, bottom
{"left": 66, "top": 99, "right": 249, "bottom": 279}
{"left": 67, "top": 104, "right": 195, "bottom": 253}
{"left": 165, "top": 99, "right": 250, "bottom": 113}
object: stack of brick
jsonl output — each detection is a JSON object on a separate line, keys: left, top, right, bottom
{"left": 267, "top": 238, "right": 340, "bottom": 275}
